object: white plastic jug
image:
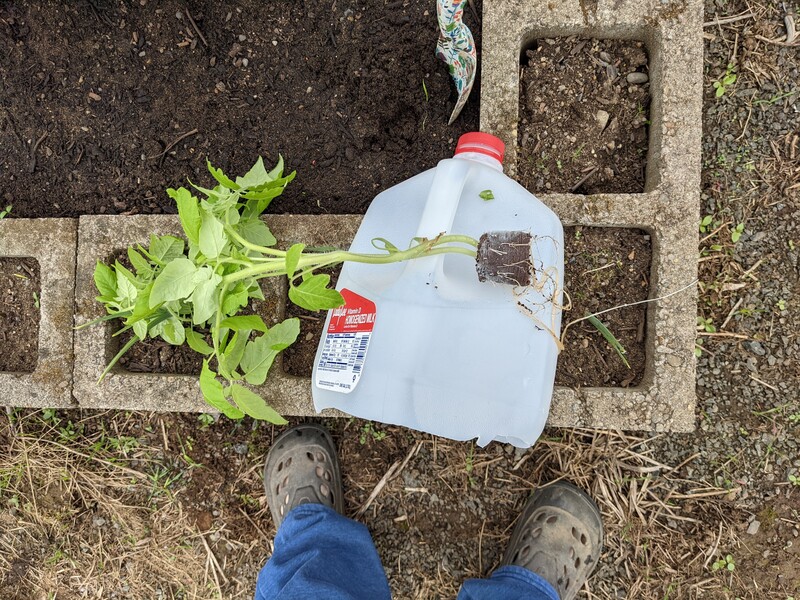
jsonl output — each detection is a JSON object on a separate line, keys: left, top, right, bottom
{"left": 312, "top": 133, "right": 564, "bottom": 447}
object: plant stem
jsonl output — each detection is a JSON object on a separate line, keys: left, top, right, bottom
{"left": 222, "top": 234, "right": 479, "bottom": 286}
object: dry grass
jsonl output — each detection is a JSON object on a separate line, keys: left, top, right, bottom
{"left": 520, "top": 430, "right": 745, "bottom": 599}
{"left": 0, "top": 410, "right": 220, "bottom": 600}
{"left": 2, "top": 412, "right": 747, "bottom": 600}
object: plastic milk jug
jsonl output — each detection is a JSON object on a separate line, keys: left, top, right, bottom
{"left": 311, "top": 133, "right": 564, "bottom": 447}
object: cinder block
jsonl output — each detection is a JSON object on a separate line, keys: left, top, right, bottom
{"left": 481, "top": 0, "right": 703, "bottom": 432}
{"left": 0, "top": 219, "right": 77, "bottom": 408}
{"left": 73, "top": 215, "right": 360, "bottom": 416}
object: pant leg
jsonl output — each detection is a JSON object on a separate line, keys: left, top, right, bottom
{"left": 254, "top": 503, "right": 391, "bottom": 600}
{"left": 457, "top": 565, "right": 560, "bottom": 600}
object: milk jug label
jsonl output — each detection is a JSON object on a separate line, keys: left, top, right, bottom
{"left": 315, "top": 289, "right": 376, "bottom": 394}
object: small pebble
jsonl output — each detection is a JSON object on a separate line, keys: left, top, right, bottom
{"left": 599, "top": 51, "right": 611, "bottom": 63}
{"left": 596, "top": 109, "right": 610, "bottom": 130}
{"left": 747, "top": 520, "right": 761, "bottom": 535}
{"left": 238, "top": 34, "right": 247, "bottom": 42}
{"left": 627, "top": 72, "right": 649, "bottom": 84}
{"left": 175, "top": 10, "right": 182, "bottom": 19}
{"left": 242, "top": 58, "right": 249, "bottom": 67}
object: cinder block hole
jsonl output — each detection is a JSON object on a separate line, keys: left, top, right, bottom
{"left": 0, "top": 257, "right": 41, "bottom": 373}
{"left": 103, "top": 248, "right": 202, "bottom": 376}
{"left": 517, "top": 37, "right": 651, "bottom": 195}
{"left": 556, "top": 226, "right": 651, "bottom": 388}
{"left": 104, "top": 249, "right": 284, "bottom": 376}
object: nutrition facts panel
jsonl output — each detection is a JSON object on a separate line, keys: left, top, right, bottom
{"left": 315, "top": 289, "right": 376, "bottom": 394}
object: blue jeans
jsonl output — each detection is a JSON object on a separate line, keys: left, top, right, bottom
{"left": 255, "top": 504, "right": 559, "bottom": 600}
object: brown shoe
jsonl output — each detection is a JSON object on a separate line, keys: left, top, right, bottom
{"left": 263, "top": 424, "right": 344, "bottom": 528}
{"left": 502, "top": 482, "right": 604, "bottom": 600}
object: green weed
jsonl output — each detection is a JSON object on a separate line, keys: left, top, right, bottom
{"left": 712, "top": 63, "right": 737, "bottom": 98}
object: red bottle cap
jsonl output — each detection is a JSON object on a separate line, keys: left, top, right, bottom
{"left": 454, "top": 132, "right": 505, "bottom": 163}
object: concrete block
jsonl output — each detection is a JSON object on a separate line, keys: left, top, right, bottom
{"left": 0, "top": 219, "right": 77, "bottom": 408}
{"left": 481, "top": 0, "right": 703, "bottom": 432}
{"left": 74, "top": 215, "right": 361, "bottom": 417}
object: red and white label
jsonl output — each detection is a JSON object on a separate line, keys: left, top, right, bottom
{"left": 315, "top": 289, "right": 376, "bottom": 394}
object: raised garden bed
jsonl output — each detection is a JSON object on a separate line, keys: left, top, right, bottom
{"left": 0, "top": 257, "right": 40, "bottom": 373}
{"left": 8, "top": 0, "right": 703, "bottom": 435}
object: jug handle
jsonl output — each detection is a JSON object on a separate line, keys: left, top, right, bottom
{"left": 402, "top": 158, "right": 473, "bottom": 278}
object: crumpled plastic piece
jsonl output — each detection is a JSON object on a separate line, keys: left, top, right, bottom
{"left": 435, "top": 0, "right": 476, "bottom": 125}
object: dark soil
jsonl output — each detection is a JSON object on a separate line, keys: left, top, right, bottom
{"left": 517, "top": 37, "right": 650, "bottom": 194}
{"left": 556, "top": 227, "right": 651, "bottom": 388}
{"left": 118, "top": 329, "right": 204, "bottom": 375}
{"left": 476, "top": 231, "right": 533, "bottom": 286}
{"left": 0, "top": 257, "right": 40, "bottom": 373}
{"left": 0, "top": 0, "right": 480, "bottom": 218}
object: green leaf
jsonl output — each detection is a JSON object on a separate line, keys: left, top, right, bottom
{"left": 168, "top": 188, "right": 202, "bottom": 246}
{"left": 222, "top": 287, "right": 249, "bottom": 315}
{"left": 127, "top": 248, "right": 152, "bottom": 277}
{"left": 248, "top": 281, "right": 265, "bottom": 300}
{"left": 587, "top": 314, "right": 630, "bottom": 369}
{"left": 151, "top": 314, "right": 185, "bottom": 345}
{"left": 200, "top": 361, "right": 244, "bottom": 419}
{"left": 239, "top": 219, "right": 277, "bottom": 248}
{"left": 240, "top": 319, "right": 300, "bottom": 385}
{"left": 199, "top": 208, "right": 227, "bottom": 259}
{"left": 133, "top": 320, "right": 148, "bottom": 340}
{"left": 150, "top": 258, "right": 198, "bottom": 307}
{"left": 114, "top": 261, "right": 139, "bottom": 287}
{"left": 149, "top": 234, "right": 185, "bottom": 263}
{"left": 190, "top": 272, "right": 223, "bottom": 325}
{"left": 219, "top": 315, "right": 268, "bottom": 332}
{"left": 266, "top": 154, "right": 284, "bottom": 180}
{"left": 230, "top": 384, "right": 287, "bottom": 424}
{"left": 285, "top": 243, "right": 305, "bottom": 279}
{"left": 116, "top": 270, "right": 138, "bottom": 307}
{"left": 289, "top": 274, "right": 345, "bottom": 311}
{"left": 126, "top": 284, "right": 155, "bottom": 324}
{"left": 241, "top": 187, "right": 285, "bottom": 206}
{"left": 188, "top": 180, "right": 225, "bottom": 201}
{"left": 186, "top": 328, "right": 213, "bottom": 355}
{"left": 206, "top": 159, "right": 240, "bottom": 190}
{"left": 220, "top": 329, "right": 250, "bottom": 375}
{"left": 94, "top": 262, "right": 117, "bottom": 298}
{"left": 236, "top": 156, "right": 271, "bottom": 189}
{"left": 479, "top": 189, "right": 495, "bottom": 201}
